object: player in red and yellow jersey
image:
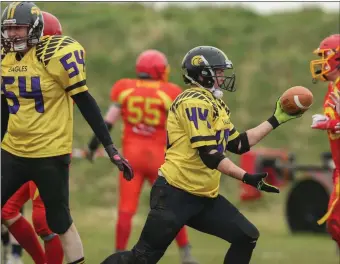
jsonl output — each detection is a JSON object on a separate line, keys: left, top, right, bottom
{"left": 1, "top": 11, "right": 64, "bottom": 264}
{"left": 1, "top": 2, "right": 133, "bottom": 264}
{"left": 310, "top": 34, "right": 340, "bottom": 248}
{"left": 86, "top": 50, "right": 198, "bottom": 264}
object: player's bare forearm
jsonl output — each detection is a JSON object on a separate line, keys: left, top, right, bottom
{"left": 214, "top": 151, "right": 246, "bottom": 180}
{"left": 245, "top": 120, "right": 273, "bottom": 147}
{"left": 104, "top": 104, "right": 121, "bottom": 125}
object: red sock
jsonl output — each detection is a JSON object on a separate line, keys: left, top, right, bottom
{"left": 8, "top": 216, "right": 46, "bottom": 264}
{"left": 175, "top": 227, "right": 189, "bottom": 248}
{"left": 44, "top": 235, "right": 64, "bottom": 264}
{"left": 115, "top": 211, "right": 133, "bottom": 250}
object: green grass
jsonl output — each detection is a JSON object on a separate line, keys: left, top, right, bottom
{"left": 1, "top": 2, "right": 338, "bottom": 263}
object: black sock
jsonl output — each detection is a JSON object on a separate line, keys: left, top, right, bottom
{"left": 12, "top": 244, "right": 23, "bottom": 256}
{"left": 1, "top": 231, "right": 10, "bottom": 246}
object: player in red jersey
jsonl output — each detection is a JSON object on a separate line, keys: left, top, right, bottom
{"left": 310, "top": 34, "right": 340, "bottom": 248}
{"left": 86, "top": 50, "right": 199, "bottom": 264}
{"left": 1, "top": 11, "right": 64, "bottom": 264}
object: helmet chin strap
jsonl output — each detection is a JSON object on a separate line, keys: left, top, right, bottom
{"left": 13, "top": 41, "right": 28, "bottom": 52}
{"left": 209, "top": 86, "right": 223, "bottom": 99}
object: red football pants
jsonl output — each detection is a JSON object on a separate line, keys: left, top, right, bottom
{"left": 326, "top": 169, "right": 340, "bottom": 247}
{"left": 2, "top": 181, "right": 54, "bottom": 237}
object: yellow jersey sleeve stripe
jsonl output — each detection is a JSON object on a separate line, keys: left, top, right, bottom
{"left": 65, "top": 80, "right": 86, "bottom": 93}
{"left": 67, "top": 86, "right": 88, "bottom": 96}
{"left": 157, "top": 90, "right": 173, "bottom": 111}
{"left": 117, "top": 88, "right": 134, "bottom": 104}
{"left": 228, "top": 130, "right": 240, "bottom": 141}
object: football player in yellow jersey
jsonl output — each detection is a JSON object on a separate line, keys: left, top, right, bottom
{"left": 1, "top": 2, "right": 134, "bottom": 264}
{"left": 102, "top": 46, "right": 302, "bottom": 264}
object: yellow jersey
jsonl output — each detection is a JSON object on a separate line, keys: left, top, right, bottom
{"left": 159, "top": 87, "right": 239, "bottom": 198}
{"left": 1, "top": 35, "right": 88, "bottom": 158}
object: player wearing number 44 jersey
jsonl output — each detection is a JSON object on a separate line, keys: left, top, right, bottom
{"left": 1, "top": 2, "right": 133, "bottom": 264}
{"left": 86, "top": 50, "right": 199, "bottom": 264}
{"left": 102, "top": 46, "right": 303, "bottom": 264}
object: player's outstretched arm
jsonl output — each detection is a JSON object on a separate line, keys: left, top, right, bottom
{"left": 86, "top": 104, "right": 121, "bottom": 162}
{"left": 233, "top": 98, "right": 302, "bottom": 149}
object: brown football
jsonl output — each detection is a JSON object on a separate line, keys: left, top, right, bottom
{"left": 280, "top": 86, "right": 314, "bottom": 115}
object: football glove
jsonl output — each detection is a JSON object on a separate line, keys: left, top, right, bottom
{"left": 311, "top": 114, "right": 340, "bottom": 133}
{"left": 242, "top": 172, "right": 280, "bottom": 193}
{"left": 267, "top": 98, "right": 302, "bottom": 129}
{"left": 105, "top": 145, "right": 134, "bottom": 181}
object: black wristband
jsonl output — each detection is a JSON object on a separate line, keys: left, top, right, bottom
{"left": 267, "top": 116, "right": 280, "bottom": 129}
{"left": 242, "top": 173, "right": 250, "bottom": 183}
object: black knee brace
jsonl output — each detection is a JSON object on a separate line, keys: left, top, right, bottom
{"left": 234, "top": 213, "right": 260, "bottom": 243}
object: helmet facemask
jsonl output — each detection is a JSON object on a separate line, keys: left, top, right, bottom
{"left": 1, "top": 15, "right": 43, "bottom": 53}
{"left": 310, "top": 47, "right": 340, "bottom": 83}
{"left": 184, "top": 56, "right": 236, "bottom": 94}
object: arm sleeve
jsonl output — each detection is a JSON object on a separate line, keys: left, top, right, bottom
{"left": 177, "top": 100, "right": 216, "bottom": 148}
{"left": 71, "top": 91, "right": 113, "bottom": 148}
{"left": 46, "top": 42, "right": 88, "bottom": 96}
{"left": 1, "top": 95, "right": 9, "bottom": 141}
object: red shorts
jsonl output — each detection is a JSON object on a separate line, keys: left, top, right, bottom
{"left": 118, "top": 142, "right": 165, "bottom": 214}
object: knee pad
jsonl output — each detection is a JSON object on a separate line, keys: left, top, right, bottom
{"left": 45, "top": 204, "right": 73, "bottom": 234}
{"left": 234, "top": 213, "right": 260, "bottom": 243}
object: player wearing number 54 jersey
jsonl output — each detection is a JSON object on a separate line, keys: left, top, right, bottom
{"left": 1, "top": 2, "right": 133, "bottom": 264}
{"left": 86, "top": 50, "right": 198, "bottom": 264}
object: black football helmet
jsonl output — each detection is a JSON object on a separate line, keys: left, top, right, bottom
{"left": 1, "top": 2, "right": 44, "bottom": 52}
{"left": 181, "top": 46, "right": 236, "bottom": 92}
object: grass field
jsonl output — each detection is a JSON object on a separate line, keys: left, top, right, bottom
{"left": 1, "top": 2, "right": 338, "bottom": 263}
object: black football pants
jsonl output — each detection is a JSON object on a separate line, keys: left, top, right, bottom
{"left": 1, "top": 149, "right": 72, "bottom": 234}
{"left": 101, "top": 175, "right": 259, "bottom": 264}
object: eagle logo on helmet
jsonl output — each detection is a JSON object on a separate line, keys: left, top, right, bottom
{"left": 191, "top": 55, "right": 204, "bottom": 66}
{"left": 31, "top": 6, "right": 41, "bottom": 15}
